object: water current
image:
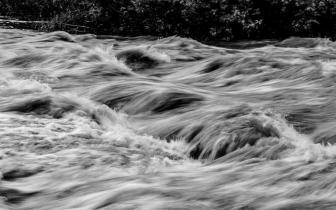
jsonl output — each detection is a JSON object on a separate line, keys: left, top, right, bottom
{"left": 1, "top": 29, "right": 336, "bottom": 209}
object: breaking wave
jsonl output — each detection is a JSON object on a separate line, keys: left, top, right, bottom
{"left": 1, "top": 29, "right": 336, "bottom": 209}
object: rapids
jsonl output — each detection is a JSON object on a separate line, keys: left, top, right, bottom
{"left": 1, "top": 29, "right": 336, "bottom": 209}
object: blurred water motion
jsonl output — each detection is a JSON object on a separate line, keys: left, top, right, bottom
{"left": 1, "top": 30, "right": 336, "bottom": 209}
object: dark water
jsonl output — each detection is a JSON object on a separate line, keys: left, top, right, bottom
{"left": 1, "top": 29, "right": 336, "bottom": 209}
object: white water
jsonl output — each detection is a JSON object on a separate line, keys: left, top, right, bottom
{"left": 1, "top": 29, "right": 336, "bottom": 209}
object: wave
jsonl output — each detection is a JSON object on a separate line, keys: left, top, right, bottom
{"left": 275, "top": 37, "right": 335, "bottom": 48}
{"left": 116, "top": 47, "right": 171, "bottom": 71}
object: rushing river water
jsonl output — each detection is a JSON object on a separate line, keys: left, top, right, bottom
{"left": 1, "top": 29, "right": 336, "bottom": 209}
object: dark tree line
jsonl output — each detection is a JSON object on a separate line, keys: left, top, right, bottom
{"left": 1, "top": 0, "right": 336, "bottom": 41}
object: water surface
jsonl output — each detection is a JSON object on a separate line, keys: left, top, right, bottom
{"left": 1, "top": 29, "right": 336, "bottom": 209}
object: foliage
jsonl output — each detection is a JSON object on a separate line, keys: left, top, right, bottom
{"left": 1, "top": 0, "right": 336, "bottom": 41}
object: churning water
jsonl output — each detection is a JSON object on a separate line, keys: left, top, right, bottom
{"left": 1, "top": 29, "right": 336, "bottom": 209}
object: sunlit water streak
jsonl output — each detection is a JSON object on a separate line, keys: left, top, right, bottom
{"left": 1, "top": 29, "right": 336, "bottom": 209}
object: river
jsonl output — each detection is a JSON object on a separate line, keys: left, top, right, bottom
{"left": 1, "top": 29, "right": 336, "bottom": 209}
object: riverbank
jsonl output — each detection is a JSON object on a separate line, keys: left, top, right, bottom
{"left": 1, "top": 0, "right": 336, "bottom": 42}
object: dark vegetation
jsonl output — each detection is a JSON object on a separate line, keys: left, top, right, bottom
{"left": 1, "top": 0, "right": 336, "bottom": 41}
